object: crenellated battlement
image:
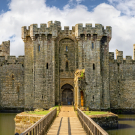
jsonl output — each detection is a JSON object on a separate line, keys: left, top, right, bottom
{"left": 22, "top": 21, "right": 62, "bottom": 41}
{"left": 109, "top": 48, "right": 135, "bottom": 64}
{"left": 22, "top": 21, "right": 112, "bottom": 42}
{"left": 0, "top": 55, "right": 24, "bottom": 66}
{"left": 75, "top": 23, "right": 112, "bottom": 40}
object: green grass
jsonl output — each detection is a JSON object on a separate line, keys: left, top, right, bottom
{"left": 83, "top": 111, "right": 108, "bottom": 115}
{"left": 25, "top": 111, "right": 50, "bottom": 115}
{"left": 24, "top": 105, "right": 61, "bottom": 116}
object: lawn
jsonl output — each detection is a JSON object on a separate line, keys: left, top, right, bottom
{"left": 24, "top": 105, "right": 61, "bottom": 115}
{"left": 24, "top": 110, "right": 50, "bottom": 115}
{"left": 83, "top": 111, "right": 109, "bottom": 115}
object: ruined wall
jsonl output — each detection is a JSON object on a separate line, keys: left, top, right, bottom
{"left": 0, "top": 56, "right": 24, "bottom": 110}
{"left": 109, "top": 50, "right": 135, "bottom": 110}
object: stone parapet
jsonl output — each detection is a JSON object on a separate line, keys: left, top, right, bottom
{"left": 0, "top": 55, "right": 24, "bottom": 65}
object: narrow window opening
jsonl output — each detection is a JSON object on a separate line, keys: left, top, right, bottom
{"left": 87, "top": 34, "right": 91, "bottom": 40}
{"left": 42, "top": 95, "right": 43, "bottom": 99}
{"left": 47, "top": 34, "right": 52, "bottom": 41}
{"left": 66, "top": 61, "right": 68, "bottom": 70}
{"left": 38, "top": 45, "right": 40, "bottom": 51}
{"left": 93, "top": 95, "right": 94, "bottom": 101}
{"left": 92, "top": 42, "right": 94, "bottom": 49}
{"left": 12, "top": 74, "right": 14, "bottom": 80}
{"left": 93, "top": 64, "right": 95, "bottom": 70}
{"left": 17, "top": 86, "right": 19, "bottom": 93}
{"left": 66, "top": 46, "right": 68, "bottom": 52}
{"left": 80, "top": 34, "right": 85, "bottom": 40}
{"left": 32, "top": 69, "right": 33, "bottom": 72}
{"left": 93, "top": 34, "right": 97, "bottom": 40}
{"left": 117, "top": 63, "right": 119, "bottom": 72}
{"left": 46, "top": 63, "right": 48, "bottom": 69}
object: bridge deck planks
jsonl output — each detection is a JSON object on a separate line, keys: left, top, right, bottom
{"left": 47, "top": 106, "right": 86, "bottom": 135}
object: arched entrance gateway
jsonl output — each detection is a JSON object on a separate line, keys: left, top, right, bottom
{"left": 61, "top": 84, "right": 74, "bottom": 105}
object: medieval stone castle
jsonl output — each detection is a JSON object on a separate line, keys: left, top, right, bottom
{"left": 0, "top": 21, "right": 135, "bottom": 111}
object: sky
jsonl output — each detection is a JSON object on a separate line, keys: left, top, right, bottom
{"left": 0, "top": 0, "right": 135, "bottom": 58}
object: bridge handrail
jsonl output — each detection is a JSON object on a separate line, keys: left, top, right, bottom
{"left": 19, "top": 108, "right": 57, "bottom": 135}
{"left": 77, "top": 108, "right": 108, "bottom": 135}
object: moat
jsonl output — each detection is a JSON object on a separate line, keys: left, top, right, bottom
{"left": 0, "top": 113, "right": 16, "bottom": 135}
{"left": 0, "top": 113, "right": 135, "bottom": 135}
{"left": 106, "top": 114, "right": 135, "bottom": 135}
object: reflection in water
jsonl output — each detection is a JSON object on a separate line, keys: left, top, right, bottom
{"left": 106, "top": 115, "right": 135, "bottom": 135}
{"left": 0, "top": 113, "right": 17, "bottom": 135}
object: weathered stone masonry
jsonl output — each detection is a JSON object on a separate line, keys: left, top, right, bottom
{"left": 0, "top": 21, "right": 135, "bottom": 111}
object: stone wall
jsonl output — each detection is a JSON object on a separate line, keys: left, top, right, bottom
{"left": 109, "top": 50, "right": 135, "bottom": 110}
{"left": 91, "top": 113, "right": 118, "bottom": 129}
{"left": 0, "top": 56, "right": 24, "bottom": 110}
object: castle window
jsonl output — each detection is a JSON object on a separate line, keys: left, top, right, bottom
{"left": 66, "top": 46, "right": 68, "bottom": 52}
{"left": 93, "top": 34, "right": 97, "bottom": 40}
{"left": 92, "top": 42, "right": 94, "bottom": 49}
{"left": 42, "top": 95, "right": 43, "bottom": 99}
{"left": 38, "top": 45, "right": 40, "bottom": 51}
{"left": 12, "top": 74, "right": 14, "bottom": 80}
{"left": 93, "top": 64, "right": 95, "bottom": 70}
{"left": 87, "top": 34, "right": 91, "bottom": 40}
{"left": 80, "top": 34, "right": 85, "bottom": 40}
{"left": 46, "top": 63, "right": 48, "bottom": 69}
{"left": 93, "top": 95, "right": 94, "bottom": 101}
{"left": 117, "top": 63, "right": 119, "bottom": 72}
{"left": 17, "top": 86, "right": 19, "bottom": 93}
{"left": 66, "top": 61, "right": 68, "bottom": 70}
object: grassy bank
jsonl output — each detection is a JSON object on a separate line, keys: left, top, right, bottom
{"left": 83, "top": 111, "right": 109, "bottom": 116}
{"left": 24, "top": 105, "right": 61, "bottom": 115}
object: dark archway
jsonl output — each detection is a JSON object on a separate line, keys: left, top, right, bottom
{"left": 62, "top": 84, "right": 73, "bottom": 105}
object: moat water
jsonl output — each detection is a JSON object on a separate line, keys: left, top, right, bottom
{"left": 0, "top": 113, "right": 17, "bottom": 135}
{"left": 0, "top": 113, "right": 135, "bottom": 135}
{"left": 106, "top": 114, "right": 135, "bottom": 135}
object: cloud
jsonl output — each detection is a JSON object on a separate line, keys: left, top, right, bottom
{"left": 108, "top": 0, "right": 135, "bottom": 16}
{"left": 0, "top": 0, "right": 135, "bottom": 58}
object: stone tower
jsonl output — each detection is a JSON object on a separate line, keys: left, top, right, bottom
{"left": 21, "top": 21, "right": 61, "bottom": 109}
{"left": 74, "top": 23, "right": 112, "bottom": 110}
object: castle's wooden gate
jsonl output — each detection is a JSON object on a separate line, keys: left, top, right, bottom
{"left": 61, "top": 84, "right": 74, "bottom": 105}
{"left": 62, "top": 89, "right": 73, "bottom": 105}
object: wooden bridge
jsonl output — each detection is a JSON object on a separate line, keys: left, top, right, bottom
{"left": 47, "top": 106, "right": 86, "bottom": 135}
{"left": 18, "top": 106, "right": 108, "bottom": 135}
